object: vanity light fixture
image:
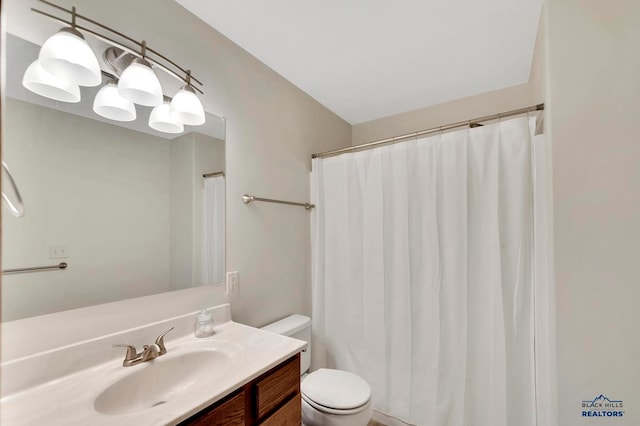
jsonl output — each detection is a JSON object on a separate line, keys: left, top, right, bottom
{"left": 24, "top": 0, "right": 207, "bottom": 134}
{"left": 93, "top": 81, "right": 136, "bottom": 122}
{"left": 149, "top": 101, "right": 184, "bottom": 134}
{"left": 38, "top": 7, "right": 101, "bottom": 87}
{"left": 22, "top": 59, "right": 81, "bottom": 103}
{"left": 117, "top": 42, "right": 164, "bottom": 107}
{"left": 170, "top": 71, "right": 205, "bottom": 125}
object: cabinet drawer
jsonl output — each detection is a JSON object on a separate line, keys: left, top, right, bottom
{"left": 259, "top": 392, "right": 301, "bottom": 426}
{"left": 255, "top": 354, "right": 300, "bottom": 419}
{"left": 180, "top": 389, "right": 245, "bottom": 426}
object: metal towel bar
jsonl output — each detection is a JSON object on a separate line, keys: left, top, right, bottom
{"left": 242, "top": 194, "right": 314, "bottom": 210}
{"left": 2, "top": 262, "right": 68, "bottom": 274}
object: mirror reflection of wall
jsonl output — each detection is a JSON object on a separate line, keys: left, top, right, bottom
{"left": 201, "top": 173, "right": 226, "bottom": 286}
{"left": 169, "top": 133, "right": 225, "bottom": 292}
{"left": 1, "top": 34, "right": 226, "bottom": 322}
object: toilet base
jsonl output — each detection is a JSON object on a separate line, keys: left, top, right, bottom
{"left": 302, "top": 397, "right": 372, "bottom": 426}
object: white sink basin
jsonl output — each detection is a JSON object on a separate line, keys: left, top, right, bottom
{"left": 94, "top": 341, "right": 241, "bottom": 415}
{"left": 0, "top": 319, "right": 307, "bottom": 426}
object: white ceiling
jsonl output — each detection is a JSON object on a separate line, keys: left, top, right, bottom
{"left": 175, "top": 0, "right": 543, "bottom": 124}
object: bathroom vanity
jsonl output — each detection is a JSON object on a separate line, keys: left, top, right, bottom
{"left": 181, "top": 354, "right": 300, "bottom": 425}
{"left": 0, "top": 304, "right": 305, "bottom": 425}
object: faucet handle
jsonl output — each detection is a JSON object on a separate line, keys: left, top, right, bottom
{"left": 155, "top": 327, "right": 174, "bottom": 355}
{"left": 113, "top": 344, "right": 139, "bottom": 362}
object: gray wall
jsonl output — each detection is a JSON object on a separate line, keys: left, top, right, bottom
{"left": 547, "top": 0, "right": 640, "bottom": 424}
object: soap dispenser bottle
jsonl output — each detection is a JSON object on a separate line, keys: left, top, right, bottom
{"left": 194, "top": 310, "right": 215, "bottom": 338}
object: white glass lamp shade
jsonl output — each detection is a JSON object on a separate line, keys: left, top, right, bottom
{"left": 38, "top": 28, "right": 101, "bottom": 87}
{"left": 170, "top": 85, "right": 205, "bottom": 125}
{"left": 117, "top": 58, "right": 163, "bottom": 107}
{"left": 149, "top": 102, "right": 184, "bottom": 134}
{"left": 93, "top": 82, "right": 136, "bottom": 122}
{"left": 22, "top": 59, "right": 81, "bottom": 103}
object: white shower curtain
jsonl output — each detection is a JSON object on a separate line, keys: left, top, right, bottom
{"left": 202, "top": 175, "right": 225, "bottom": 285}
{"left": 311, "top": 117, "right": 555, "bottom": 426}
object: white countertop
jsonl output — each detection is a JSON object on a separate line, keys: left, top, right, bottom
{"left": 0, "top": 320, "right": 305, "bottom": 425}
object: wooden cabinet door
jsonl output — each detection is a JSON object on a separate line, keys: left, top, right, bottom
{"left": 259, "top": 393, "right": 301, "bottom": 426}
{"left": 255, "top": 355, "right": 300, "bottom": 420}
{"left": 180, "top": 390, "right": 245, "bottom": 426}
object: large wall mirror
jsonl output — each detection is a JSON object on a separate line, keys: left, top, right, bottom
{"left": 1, "top": 3, "right": 226, "bottom": 321}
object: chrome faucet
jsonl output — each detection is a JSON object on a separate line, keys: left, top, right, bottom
{"left": 113, "top": 327, "right": 174, "bottom": 367}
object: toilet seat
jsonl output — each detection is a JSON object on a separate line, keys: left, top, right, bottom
{"left": 302, "top": 393, "right": 369, "bottom": 415}
{"left": 301, "top": 369, "right": 371, "bottom": 415}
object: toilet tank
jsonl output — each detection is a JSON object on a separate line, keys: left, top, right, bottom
{"left": 261, "top": 314, "right": 311, "bottom": 374}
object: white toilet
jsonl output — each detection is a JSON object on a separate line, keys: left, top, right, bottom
{"left": 262, "top": 314, "right": 373, "bottom": 426}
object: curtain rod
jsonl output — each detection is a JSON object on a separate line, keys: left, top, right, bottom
{"left": 312, "top": 103, "right": 545, "bottom": 159}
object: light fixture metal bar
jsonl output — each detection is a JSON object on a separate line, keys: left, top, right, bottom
{"left": 312, "top": 103, "right": 545, "bottom": 159}
{"left": 145, "top": 49, "right": 202, "bottom": 88}
{"left": 100, "top": 70, "right": 117, "bottom": 81}
{"left": 61, "top": 4, "right": 203, "bottom": 87}
{"left": 35, "top": 0, "right": 67, "bottom": 14}
{"left": 32, "top": 1, "right": 203, "bottom": 92}
{"left": 31, "top": 8, "right": 203, "bottom": 95}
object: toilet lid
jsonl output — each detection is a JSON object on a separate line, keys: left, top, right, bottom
{"left": 301, "top": 369, "right": 371, "bottom": 410}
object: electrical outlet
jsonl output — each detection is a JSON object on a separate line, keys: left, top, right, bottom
{"left": 226, "top": 271, "right": 239, "bottom": 294}
{"left": 49, "top": 244, "right": 69, "bottom": 259}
